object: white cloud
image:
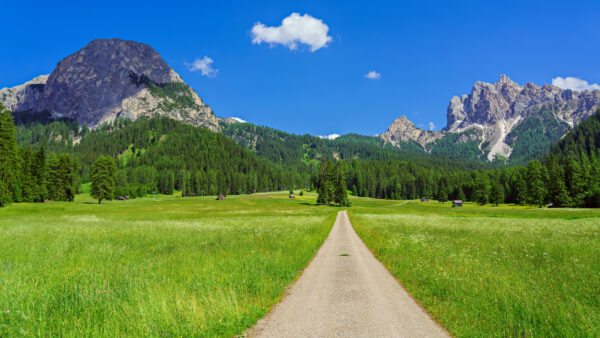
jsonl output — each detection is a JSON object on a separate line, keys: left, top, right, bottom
{"left": 552, "top": 76, "right": 600, "bottom": 91}
{"left": 186, "top": 56, "right": 218, "bottom": 77}
{"left": 251, "top": 13, "right": 332, "bottom": 52}
{"left": 230, "top": 117, "right": 247, "bottom": 123}
{"left": 364, "top": 71, "right": 381, "bottom": 80}
{"left": 428, "top": 122, "right": 435, "bottom": 131}
{"left": 317, "top": 133, "right": 340, "bottom": 140}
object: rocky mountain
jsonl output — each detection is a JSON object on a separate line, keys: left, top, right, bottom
{"left": 380, "top": 75, "right": 600, "bottom": 162}
{"left": 0, "top": 39, "right": 219, "bottom": 131}
{"left": 380, "top": 116, "right": 443, "bottom": 148}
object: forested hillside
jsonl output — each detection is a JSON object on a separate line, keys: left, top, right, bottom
{"left": 6, "top": 102, "right": 600, "bottom": 208}
{"left": 342, "top": 110, "right": 600, "bottom": 207}
{"left": 219, "top": 121, "right": 489, "bottom": 170}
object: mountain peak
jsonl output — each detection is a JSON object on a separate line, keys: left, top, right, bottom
{"left": 380, "top": 115, "right": 443, "bottom": 147}
{"left": 1, "top": 39, "right": 218, "bottom": 131}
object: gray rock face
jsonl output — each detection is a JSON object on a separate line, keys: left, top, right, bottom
{"left": 379, "top": 116, "right": 444, "bottom": 148}
{"left": 445, "top": 75, "right": 600, "bottom": 160}
{"left": 0, "top": 39, "right": 219, "bottom": 131}
{"left": 447, "top": 75, "right": 600, "bottom": 133}
{"left": 381, "top": 75, "right": 600, "bottom": 161}
{"left": 0, "top": 75, "right": 48, "bottom": 112}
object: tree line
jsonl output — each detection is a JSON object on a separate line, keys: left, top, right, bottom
{"left": 5, "top": 102, "right": 600, "bottom": 208}
{"left": 0, "top": 104, "right": 79, "bottom": 206}
{"left": 335, "top": 110, "right": 600, "bottom": 208}
{"left": 316, "top": 158, "right": 350, "bottom": 207}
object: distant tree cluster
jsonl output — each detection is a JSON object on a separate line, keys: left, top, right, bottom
{"left": 0, "top": 104, "right": 79, "bottom": 206}
{"left": 316, "top": 158, "right": 350, "bottom": 207}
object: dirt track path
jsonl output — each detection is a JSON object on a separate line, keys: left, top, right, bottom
{"left": 246, "top": 211, "right": 449, "bottom": 337}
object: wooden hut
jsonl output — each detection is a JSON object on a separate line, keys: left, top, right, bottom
{"left": 289, "top": 195, "right": 296, "bottom": 199}
{"left": 421, "top": 197, "right": 428, "bottom": 202}
{"left": 216, "top": 194, "right": 226, "bottom": 201}
{"left": 452, "top": 200, "right": 463, "bottom": 207}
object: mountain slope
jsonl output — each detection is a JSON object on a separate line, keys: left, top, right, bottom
{"left": 0, "top": 39, "right": 219, "bottom": 131}
{"left": 380, "top": 75, "right": 600, "bottom": 162}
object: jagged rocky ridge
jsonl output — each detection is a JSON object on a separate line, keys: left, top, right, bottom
{"left": 0, "top": 39, "right": 219, "bottom": 131}
{"left": 380, "top": 75, "right": 600, "bottom": 161}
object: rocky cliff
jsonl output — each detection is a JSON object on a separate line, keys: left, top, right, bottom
{"left": 381, "top": 75, "right": 600, "bottom": 161}
{"left": 0, "top": 39, "right": 219, "bottom": 131}
{"left": 379, "top": 116, "right": 443, "bottom": 147}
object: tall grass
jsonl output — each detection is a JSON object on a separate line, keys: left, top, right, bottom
{"left": 0, "top": 192, "right": 337, "bottom": 336}
{"left": 349, "top": 200, "right": 600, "bottom": 337}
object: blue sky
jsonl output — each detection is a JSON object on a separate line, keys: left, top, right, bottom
{"left": 2, "top": 0, "right": 600, "bottom": 136}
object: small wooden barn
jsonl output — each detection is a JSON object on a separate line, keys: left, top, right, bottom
{"left": 216, "top": 194, "right": 226, "bottom": 201}
{"left": 452, "top": 200, "right": 463, "bottom": 207}
{"left": 421, "top": 197, "right": 428, "bottom": 202}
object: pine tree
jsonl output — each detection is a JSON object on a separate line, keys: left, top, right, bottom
{"left": 334, "top": 162, "right": 349, "bottom": 207}
{"left": 32, "top": 146, "right": 48, "bottom": 202}
{"left": 0, "top": 180, "right": 9, "bottom": 207}
{"left": 0, "top": 104, "right": 18, "bottom": 203}
{"left": 513, "top": 172, "right": 527, "bottom": 205}
{"left": 91, "top": 155, "right": 117, "bottom": 204}
{"left": 526, "top": 160, "right": 546, "bottom": 207}
{"left": 473, "top": 172, "right": 490, "bottom": 205}
{"left": 490, "top": 182, "right": 505, "bottom": 206}
{"left": 546, "top": 155, "right": 570, "bottom": 207}
{"left": 326, "top": 160, "right": 337, "bottom": 205}
{"left": 456, "top": 186, "right": 466, "bottom": 202}
{"left": 316, "top": 158, "right": 330, "bottom": 205}
{"left": 437, "top": 186, "right": 448, "bottom": 202}
{"left": 20, "top": 147, "right": 34, "bottom": 202}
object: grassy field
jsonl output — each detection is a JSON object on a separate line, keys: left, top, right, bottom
{"left": 348, "top": 199, "right": 600, "bottom": 337}
{"left": 0, "top": 192, "right": 337, "bottom": 337}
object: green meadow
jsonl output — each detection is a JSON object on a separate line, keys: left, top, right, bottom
{"left": 0, "top": 192, "right": 337, "bottom": 337}
{"left": 349, "top": 199, "right": 600, "bottom": 337}
{"left": 2, "top": 192, "right": 600, "bottom": 337}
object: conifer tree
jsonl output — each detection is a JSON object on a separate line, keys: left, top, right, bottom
{"left": 91, "top": 155, "right": 117, "bottom": 204}
{"left": 32, "top": 146, "right": 48, "bottom": 202}
{"left": 0, "top": 180, "right": 9, "bottom": 207}
{"left": 473, "top": 172, "right": 490, "bottom": 205}
{"left": 20, "top": 147, "right": 34, "bottom": 202}
{"left": 546, "top": 155, "right": 571, "bottom": 207}
{"left": 455, "top": 186, "right": 466, "bottom": 202}
{"left": 437, "top": 186, "right": 448, "bottom": 202}
{"left": 334, "top": 162, "right": 350, "bottom": 207}
{"left": 0, "top": 104, "right": 18, "bottom": 203}
{"left": 513, "top": 172, "right": 527, "bottom": 205}
{"left": 526, "top": 160, "right": 546, "bottom": 207}
{"left": 490, "top": 182, "right": 504, "bottom": 206}
{"left": 316, "top": 158, "right": 330, "bottom": 205}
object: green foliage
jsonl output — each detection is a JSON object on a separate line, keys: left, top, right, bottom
{"left": 506, "top": 109, "right": 569, "bottom": 164}
{"left": 334, "top": 162, "right": 350, "bottom": 207}
{"left": 90, "top": 155, "right": 117, "bottom": 204}
{"left": 490, "top": 182, "right": 504, "bottom": 206}
{"left": 47, "top": 153, "right": 80, "bottom": 201}
{"left": 0, "top": 193, "right": 337, "bottom": 336}
{"left": 429, "top": 129, "right": 483, "bottom": 161}
{"left": 0, "top": 180, "right": 10, "bottom": 207}
{"left": 350, "top": 201, "right": 600, "bottom": 337}
{"left": 526, "top": 160, "right": 547, "bottom": 207}
{"left": 0, "top": 104, "right": 18, "bottom": 203}
{"left": 546, "top": 155, "right": 570, "bottom": 207}
{"left": 473, "top": 172, "right": 490, "bottom": 205}
{"left": 147, "top": 82, "right": 199, "bottom": 111}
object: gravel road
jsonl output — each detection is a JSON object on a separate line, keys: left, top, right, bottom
{"left": 246, "top": 211, "right": 449, "bottom": 337}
